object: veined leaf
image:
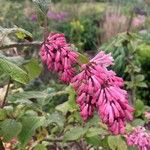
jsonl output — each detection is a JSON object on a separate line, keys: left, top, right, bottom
{"left": 132, "top": 119, "right": 145, "bottom": 126}
{"left": 47, "top": 112, "right": 65, "bottom": 127}
{"left": 108, "top": 135, "right": 128, "bottom": 150}
{"left": 23, "top": 58, "right": 42, "bottom": 81}
{"left": 33, "top": 0, "right": 51, "bottom": 15}
{"left": 86, "top": 127, "right": 108, "bottom": 137}
{"left": 0, "top": 26, "right": 32, "bottom": 41}
{"left": 85, "top": 135, "right": 102, "bottom": 147}
{"left": 0, "top": 55, "right": 29, "bottom": 84}
{"left": 8, "top": 91, "right": 48, "bottom": 102}
{"left": 64, "top": 127, "right": 87, "bottom": 142}
{"left": 0, "top": 119, "right": 22, "bottom": 142}
{"left": 0, "top": 54, "right": 24, "bottom": 66}
{"left": 18, "top": 116, "right": 45, "bottom": 147}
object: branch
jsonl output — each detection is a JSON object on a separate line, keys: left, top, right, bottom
{"left": 44, "top": 16, "right": 48, "bottom": 41}
{"left": 0, "top": 140, "right": 5, "bottom": 150}
{"left": 45, "top": 138, "right": 73, "bottom": 143}
{"left": 127, "top": 10, "right": 134, "bottom": 33}
{"left": 0, "top": 41, "right": 42, "bottom": 50}
{"left": 0, "top": 78, "right": 11, "bottom": 108}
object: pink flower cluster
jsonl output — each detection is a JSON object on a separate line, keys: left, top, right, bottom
{"left": 126, "top": 126, "right": 150, "bottom": 150}
{"left": 40, "top": 33, "right": 78, "bottom": 83}
{"left": 71, "top": 51, "right": 134, "bottom": 134}
{"left": 40, "top": 32, "right": 134, "bottom": 135}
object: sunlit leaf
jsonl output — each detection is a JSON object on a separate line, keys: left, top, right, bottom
{"left": 0, "top": 54, "right": 29, "bottom": 84}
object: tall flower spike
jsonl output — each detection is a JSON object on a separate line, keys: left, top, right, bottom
{"left": 125, "top": 126, "right": 150, "bottom": 150}
{"left": 40, "top": 33, "right": 78, "bottom": 83}
{"left": 72, "top": 51, "right": 134, "bottom": 134}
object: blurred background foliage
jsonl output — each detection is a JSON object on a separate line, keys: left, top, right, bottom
{"left": 0, "top": 0, "right": 150, "bottom": 149}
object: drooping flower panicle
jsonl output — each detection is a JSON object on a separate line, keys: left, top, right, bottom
{"left": 126, "top": 126, "right": 150, "bottom": 150}
{"left": 40, "top": 32, "right": 134, "bottom": 135}
{"left": 40, "top": 33, "right": 78, "bottom": 83}
{"left": 71, "top": 51, "right": 134, "bottom": 134}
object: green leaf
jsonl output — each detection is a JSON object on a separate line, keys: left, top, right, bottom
{"left": 0, "top": 119, "right": 22, "bottom": 142}
{"left": 132, "top": 119, "right": 145, "bottom": 127}
{"left": 47, "top": 112, "right": 65, "bottom": 127}
{"left": 66, "top": 85, "right": 78, "bottom": 110}
{"left": 55, "top": 101, "right": 69, "bottom": 114}
{"left": 108, "top": 135, "right": 127, "bottom": 150}
{"left": 8, "top": 91, "right": 48, "bottom": 102}
{"left": 15, "top": 31, "right": 27, "bottom": 40}
{"left": 85, "top": 115, "right": 99, "bottom": 127}
{"left": 24, "top": 58, "right": 42, "bottom": 81}
{"left": 33, "top": 144, "right": 47, "bottom": 150}
{"left": 6, "top": 56, "right": 24, "bottom": 66}
{"left": 77, "top": 52, "right": 89, "bottom": 64}
{"left": 134, "top": 99, "right": 144, "bottom": 117}
{"left": 0, "top": 109, "right": 6, "bottom": 120}
{"left": 85, "top": 135, "right": 102, "bottom": 147}
{"left": 33, "top": 0, "right": 51, "bottom": 15}
{"left": 3, "top": 106, "right": 13, "bottom": 116}
{"left": 0, "top": 55, "right": 29, "bottom": 84}
{"left": 136, "top": 82, "right": 147, "bottom": 88}
{"left": 64, "top": 127, "right": 87, "bottom": 142}
{"left": 135, "top": 74, "right": 145, "bottom": 82}
{"left": 0, "top": 26, "right": 32, "bottom": 40}
{"left": 86, "top": 127, "right": 108, "bottom": 137}
{"left": 18, "top": 116, "right": 45, "bottom": 147}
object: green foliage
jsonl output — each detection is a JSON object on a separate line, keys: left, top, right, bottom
{"left": 33, "top": 0, "right": 51, "bottom": 15}
{"left": 0, "top": 109, "right": 6, "bottom": 121}
{"left": 0, "top": 119, "right": 22, "bottom": 142}
{"left": 47, "top": 112, "right": 65, "bottom": 127}
{"left": 33, "top": 144, "right": 47, "bottom": 150}
{"left": 23, "top": 58, "right": 42, "bottom": 81}
{"left": 85, "top": 135, "right": 102, "bottom": 147}
{"left": 132, "top": 118, "right": 145, "bottom": 126}
{"left": 108, "top": 135, "right": 128, "bottom": 150}
{"left": 134, "top": 99, "right": 144, "bottom": 117}
{"left": 64, "top": 127, "right": 87, "bottom": 141}
{"left": 0, "top": 0, "right": 149, "bottom": 149}
{"left": 0, "top": 54, "right": 29, "bottom": 84}
{"left": 0, "top": 26, "right": 32, "bottom": 42}
{"left": 18, "top": 116, "right": 45, "bottom": 147}
{"left": 77, "top": 52, "right": 89, "bottom": 64}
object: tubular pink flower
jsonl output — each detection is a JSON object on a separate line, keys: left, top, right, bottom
{"left": 71, "top": 51, "right": 134, "bottom": 134}
{"left": 126, "top": 126, "right": 150, "bottom": 150}
{"left": 40, "top": 33, "right": 78, "bottom": 83}
{"left": 90, "top": 51, "right": 114, "bottom": 67}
